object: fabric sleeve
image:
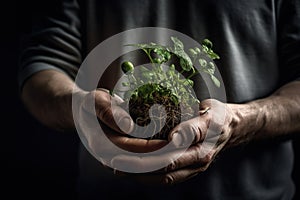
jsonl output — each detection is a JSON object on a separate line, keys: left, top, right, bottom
{"left": 18, "top": 0, "right": 81, "bottom": 90}
{"left": 277, "top": 0, "right": 300, "bottom": 83}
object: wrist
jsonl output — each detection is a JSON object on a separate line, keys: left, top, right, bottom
{"left": 226, "top": 102, "right": 265, "bottom": 147}
{"left": 21, "top": 70, "right": 81, "bottom": 132}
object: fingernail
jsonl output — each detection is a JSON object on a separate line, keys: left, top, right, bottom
{"left": 163, "top": 175, "right": 173, "bottom": 185}
{"left": 118, "top": 117, "right": 133, "bottom": 133}
{"left": 199, "top": 107, "right": 210, "bottom": 115}
{"left": 171, "top": 133, "right": 183, "bottom": 147}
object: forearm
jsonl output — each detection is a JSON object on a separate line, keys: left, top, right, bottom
{"left": 21, "top": 69, "right": 81, "bottom": 132}
{"left": 228, "top": 80, "right": 300, "bottom": 146}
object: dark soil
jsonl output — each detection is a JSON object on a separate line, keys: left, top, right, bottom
{"left": 128, "top": 91, "right": 181, "bottom": 140}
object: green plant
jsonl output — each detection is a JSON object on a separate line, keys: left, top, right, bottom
{"left": 116, "top": 36, "right": 220, "bottom": 140}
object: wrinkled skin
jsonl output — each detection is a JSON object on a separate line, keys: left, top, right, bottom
{"left": 21, "top": 70, "right": 300, "bottom": 185}
{"left": 89, "top": 90, "right": 238, "bottom": 184}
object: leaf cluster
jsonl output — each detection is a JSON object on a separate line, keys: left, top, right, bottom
{"left": 119, "top": 36, "right": 221, "bottom": 106}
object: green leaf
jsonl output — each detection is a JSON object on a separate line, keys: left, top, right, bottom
{"left": 202, "top": 39, "right": 213, "bottom": 49}
{"left": 125, "top": 43, "right": 166, "bottom": 50}
{"left": 171, "top": 36, "right": 184, "bottom": 50}
{"left": 139, "top": 65, "right": 150, "bottom": 72}
{"left": 122, "top": 82, "right": 129, "bottom": 87}
{"left": 183, "top": 79, "right": 194, "bottom": 87}
{"left": 171, "top": 37, "right": 193, "bottom": 72}
{"left": 202, "top": 45, "right": 209, "bottom": 54}
{"left": 120, "top": 36, "right": 220, "bottom": 106}
{"left": 199, "top": 58, "right": 207, "bottom": 68}
{"left": 170, "top": 95, "right": 179, "bottom": 105}
{"left": 201, "top": 39, "right": 220, "bottom": 60}
{"left": 189, "top": 48, "right": 197, "bottom": 57}
{"left": 180, "top": 58, "right": 191, "bottom": 71}
{"left": 207, "top": 50, "right": 220, "bottom": 60}
{"left": 210, "top": 75, "right": 220, "bottom": 88}
{"left": 170, "top": 64, "right": 175, "bottom": 71}
{"left": 207, "top": 62, "right": 215, "bottom": 74}
{"left": 153, "top": 48, "right": 172, "bottom": 63}
{"left": 194, "top": 47, "right": 201, "bottom": 54}
{"left": 153, "top": 57, "right": 162, "bottom": 63}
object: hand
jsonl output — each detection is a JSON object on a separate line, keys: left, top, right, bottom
{"left": 111, "top": 99, "right": 239, "bottom": 185}
{"left": 73, "top": 88, "right": 168, "bottom": 166}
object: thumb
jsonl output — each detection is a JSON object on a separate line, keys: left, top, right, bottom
{"left": 111, "top": 101, "right": 135, "bottom": 134}
{"left": 82, "top": 89, "right": 134, "bottom": 134}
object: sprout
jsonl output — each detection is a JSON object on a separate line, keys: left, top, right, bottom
{"left": 117, "top": 37, "right": 221, "bottom": 139}
{"left": 121, "top": 61, "right": 134, "bottom": 73}
{"left": 202, "top": 39, "right": 213, "bottom": 49}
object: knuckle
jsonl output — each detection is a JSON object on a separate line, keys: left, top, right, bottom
{"left": 166, "top": 159, "right": 177, "bottom": 171}
{"left": 98, "top": 105, "right": 111, "bottom": 120}
{"left": 200, "top": 99, "right": 212, "bottom": 108}
{"left": 194, "top": 145, "right": 203, "bottom": 162}
{"left": 217, "top": 130, "right": 230, "bottom": 145}
{"left": 162, "top": 174, "right": 174, "bottom": 185}
{"left": 194, "top": 125, "right": 205, "bottom": 143}
{"left": 202, "top": 151, "right": 213, "bottom": 164}
{"left": 180, "top": 118, "right": 206, "bottom": 145}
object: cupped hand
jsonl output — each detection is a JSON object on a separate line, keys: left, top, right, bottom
{"left": 111, "top": 99, "right": 240, "bottom": 185}
{"left": 72, "top": 88, "right": 168, "bottom": 166}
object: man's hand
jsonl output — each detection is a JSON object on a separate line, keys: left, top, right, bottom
{"left": 110, "top": 99, "right": 239, "bottom": 184}
{"left": 74, "top": 88, "right": 168, "bottom": 165}
{"left": 21, "top": 70, "right": 168, "bottom": 165}
{"left": 22, "top": 70, "right": 300, "bottom": 185}
{"left": 111, "top": 80, "right": 300, "bottom": 185}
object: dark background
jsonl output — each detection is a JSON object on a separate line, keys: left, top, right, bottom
{"left": 3, "top": 0, "right": 79, "bottom": 199}
{"left": 2, "top": 0, "right": 299, "bottom": 199}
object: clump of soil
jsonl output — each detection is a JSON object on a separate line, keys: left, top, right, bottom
{"left": 129, "top": 88, "right": 180, "bottom": 139}
{"left": 126, "top": 83, "right": 195, "bottom": 140}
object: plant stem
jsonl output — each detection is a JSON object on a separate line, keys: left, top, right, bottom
{"left": 142, "top": 49, "right": 155, "bottom": 64}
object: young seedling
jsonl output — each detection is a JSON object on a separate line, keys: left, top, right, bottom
{"left": 117, "top": 36, "right": 220, "bottom": 140}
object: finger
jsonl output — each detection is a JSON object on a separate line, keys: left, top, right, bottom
{"left": 163, "top": 168, "right": 199, "bottom": 185}
{"left": 199, "top": 98, "right": 213, "bottom": 110}
{"left": 113, "top": 143, "right": 219, "bottom": 185}
{"left": 168, "top": 99, "right": 216, "bottom": 147}
{"left": 108, "top": 134, "right": 168, "bottom": 153}
{"left": 169, "top": 116, "right": 208, "bottom": 148}
{"left": 82, "top": 89, "right": 134, "bottom": 134}
{"left": 157, "top": 167, "right": 200, "bottom": 185}
{"left": 199, "top": 107, "right": 210, "bottom": 115}
{"left": 110, "top": 141, "right": 215, "bottom": 173}
{"left": 200, "top": 99, "right": 227, "bottom": 138}
{"left": 163, "top": 142, "right": 216, "bottom": 172}
{"left": 114, "top": 167, "right": 200, "bottom": 185}
{"left": 95, "top": 90, "right": 134, "bottom": 134}
{"left": 96, "top": 88, "right": 124, "bottom": 103}
{"left": 100, "top": 121, "right": 168, "bottom": 153}
{"left": 165, "top": 135, "right": 230, "bottom": 173}
{"left": 169, "top": 99, "right": 226, "bottom": 146}
{"left": 111, "top": 143, "right": 220, "bottom": 184}
{"left": 110, "top": 147, "right": 186, "bottom": 173}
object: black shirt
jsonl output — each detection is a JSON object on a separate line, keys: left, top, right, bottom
{"left": 18, "top": 0, "right": 300, "bottom": 199}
